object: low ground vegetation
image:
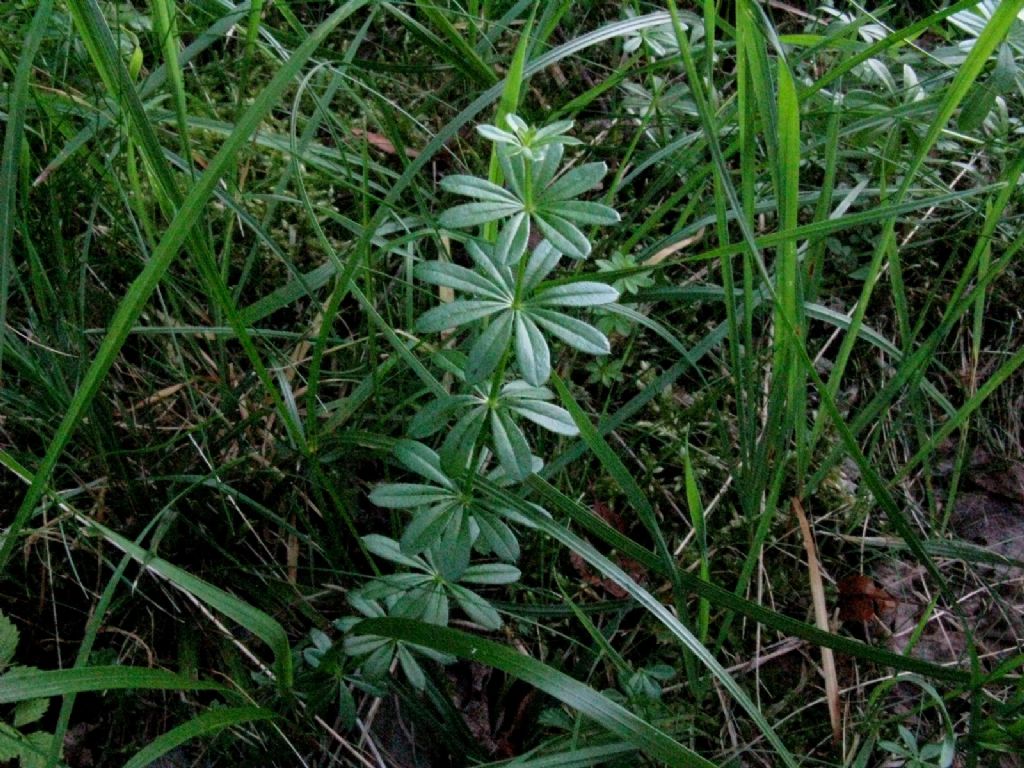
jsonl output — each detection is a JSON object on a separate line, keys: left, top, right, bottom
{"left": 1, "top": 1, "right": 1023, "bottom": 766}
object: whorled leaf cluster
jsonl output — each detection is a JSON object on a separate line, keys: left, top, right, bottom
{"left": 341, "top": 116, "right": 621, "bottom": 688}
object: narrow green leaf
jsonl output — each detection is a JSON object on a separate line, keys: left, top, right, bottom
{"left": 534, "top": 282, "right": 619, "bottom": 308}
{"left": 412, "top": 0, "right": 498, "bottom": 86}
{"left": 473, "top": 479, "right": 798, "bottom": 767}
{"left": 416, "top": 262, "right": 508, "bottom": 300}
{"left": 0, "top": 0, "right": 370, "bottom": 574}
{"left": 530, "top": 309, "right": 610, "bottom": 355}
{"left": 369, "top": 484, "right": 451, "bottom": 508}
{"left": 416, "top": 300, "right": 506, "bottom": 333}
{"left": 514, "top": 313, "right": 552, "bottom": 387}
{"left": 440, "top": 175, "right": 518, "bottom": 202}
{"left": 466, "top": 311, "right": 515, "bottom": 383}
{"left": 542, "top": 162, "right": 609, "bottom": 201}
{"left": 0, "top": 0, "right": 55, "bottom": 376}
{"left": 439, "top": 202, "right": 523, "bottom": 229}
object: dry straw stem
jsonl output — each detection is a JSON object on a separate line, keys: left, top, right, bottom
{"left": 792, "top": 497, "right": 842, "bottom": 744}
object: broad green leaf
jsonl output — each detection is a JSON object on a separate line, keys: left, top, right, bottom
{"left": 362, "top": 535, "right": 427, "bottom": 568}
{"left": 553, "top": 200, "right": 622, "bottom": 225}
{"left": 13, "top": 698, "right": 48, "bottom": 728}
{"left": 495, "top": 212, "right": 529, "bottom": 265}
{"left": 533, "top": 141, "right": 565, "bottom": 188}
{"left": 439, "top": 202, "right": 522, "bottom": 229}
{"left": 394, "top": 440, "right": 453, "bottom": 487}
{"left": 474, "top": 512, "right": 520, "bottom": 562}
{"left": 442, "top": 409, "right": 487, "bottom": 465}
{"left": 401, "top": 504, "right": 455, "bottom": 555}
{"left": 534, "top": 282, "right": 620, "bottom": 307}
{"left": 522, "top": 240, "right": 564, "bottom": 291}
{"left": 514, "top": 313, "right": 552, "bottom": 386}
{"left": 466, "top": 311, "right": 515, "bottom": 383}
{"left": 534, "top": 213, "right": 590, "bottom": 259}
{"left": 416, "top": 262, "right": 508, "bottom": 300}
{"left": 449, "top": 584, "right": 502, "bottom": 629}
{"left": 491, "top": 408, "right": 534, "bottom": 480}
{"left": 478, "top": 124, "right": 516, "bottom": 143}
{"left": 409, "top": 395, "right": 472, "bottom": 438}
{"left": 542, "top": 162, "right": 609, "bottom": 201}
{"left": 509, "top": 399, "right": 580, "bottom": 436}
{"left": 467, "top": 240, "right": 515, "bottom": 288}
{"left": 440, "top": 174, "right": 518, "bottom": 202}
{"left": 362, "top": 643, "right": 395, "bottom": 681}
{"left": 396, "top": 645, "right": 426, "bottom": 690}
{"left": 0, "top": 613, "right": 17, "bottom": 671}
{"left": 416, "top": 300, "right": 506, "bottom": 333}
{"left": 369, "top": 484, "right": 451, "bottom": 509}
{"left": 461, "top": 563, "right": 522, "bottom": 585}
{"left": 530, "top": 309, "right": 611, "bottom": 355}
{"left": 342, "top": 635, "right": 389, "bottom": 658}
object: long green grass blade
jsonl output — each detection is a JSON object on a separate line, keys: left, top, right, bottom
{"left": 122, "top": 706, "right": 274, "bottom": 768}
{"left": 0, "top": 667, "right": 221, "bottom": 704}
{"left": 86, "top": 520, "right": 294, "bottom": 691}
{"left": 354, "top": 618, "right": 714, "bottom": 767}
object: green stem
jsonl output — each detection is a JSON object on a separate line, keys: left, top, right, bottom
{"left": 466, "top": 151, "right": 536, "bottom": 485}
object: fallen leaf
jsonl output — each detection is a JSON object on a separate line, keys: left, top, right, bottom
{"left": 350, "top": 127, "right": 420, "bottom": 158}
{"left": 838, "top": 574, "right": 896, "bottom": 622}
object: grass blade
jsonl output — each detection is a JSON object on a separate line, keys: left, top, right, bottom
{"left": 122, "top": 706, "right": 275, "bottom": 768}
{"left": 354, "top": 618, "right": 714, "bottom": 768}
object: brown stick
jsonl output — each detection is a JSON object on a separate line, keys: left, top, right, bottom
{"left": 792, "top": 497, "right": 842, "bottom": 744}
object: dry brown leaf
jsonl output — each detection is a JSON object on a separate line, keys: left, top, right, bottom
{"left": 837, "top": 574, "right": 897, "bottom": 622}
{"left": 350, "top": 127, "right": 420, "bottom": 158}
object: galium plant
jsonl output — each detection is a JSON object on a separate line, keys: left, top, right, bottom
{"left": 344, "top": 116, "right": 620, "bottom": 687}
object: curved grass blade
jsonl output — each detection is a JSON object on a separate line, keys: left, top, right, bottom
{"left": 122, "top": 706, "right": 274, "bottom": 768}
{"left": 0, "top": 667, "right": 221, "bottom": 704}
{"left": 521, "top": 474, "right": 973, "bottom": 686}
{"left": 353, "top": 618, "right": 714, "bottom": 768}
{"left": 472, "top": 479, "right": 799, "bottom": 767}
{"left": 476, "top": 742, "right": 637, "bottom": 767}
{"left": 86, "top": 520, "right": 293, "bottom": 691}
